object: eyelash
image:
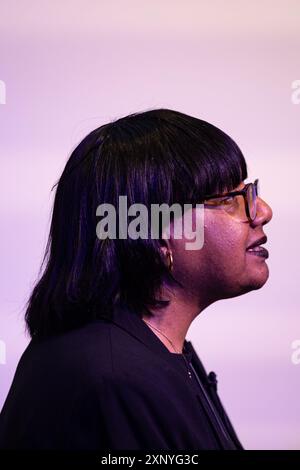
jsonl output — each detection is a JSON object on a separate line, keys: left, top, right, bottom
{"left": 219, "top": 196, "right": 234, "bottom": 204}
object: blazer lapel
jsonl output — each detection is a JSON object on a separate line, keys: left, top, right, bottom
{"left": 107, "top": 302, "right": 192, "bottom": 359}
{"left": 105, "top": 303, "right": 243, "bottom": 450}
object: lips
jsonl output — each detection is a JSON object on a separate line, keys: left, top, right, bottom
{"left": 246, "top": 235, "right": 269, "bottom": 258}
{"left": 246, "top": 246, "right": 269, "bottom": 258}
{"left": 247, "top": 235, "right": 267, "bottom": 250}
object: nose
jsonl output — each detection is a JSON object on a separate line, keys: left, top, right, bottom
{"left": 252, "top": 196, "right": 273, "bottom": 226}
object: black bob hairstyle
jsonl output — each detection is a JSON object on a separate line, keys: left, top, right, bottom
{"left": 25, "top": 108, "right": 247, "bottom": 338}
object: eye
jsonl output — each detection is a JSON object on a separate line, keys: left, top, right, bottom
{"left": 204, "top": 196, "right": 234, "bottom": 207}
{"left": 218, "top": 196, "right": 234, "bottom": 205}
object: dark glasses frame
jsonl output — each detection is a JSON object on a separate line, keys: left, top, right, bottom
{"left": 201, "top": 179, "right": 259, "bottom": 222}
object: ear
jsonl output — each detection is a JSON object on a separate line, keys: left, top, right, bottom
{"left": 158, "top": 237, "right": 171, "bottom": 258}
{"left": 158, "top": 238, "right": 174, "bottom": 273}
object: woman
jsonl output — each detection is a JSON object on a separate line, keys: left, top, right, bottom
{"left": 0, "top": 108, "right": 272, "bottom": 450}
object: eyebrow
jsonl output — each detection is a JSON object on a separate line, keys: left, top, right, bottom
{"left": 218, "top": 183, "right": 247, "bottom": 197}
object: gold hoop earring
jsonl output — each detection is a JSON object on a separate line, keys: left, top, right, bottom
{"left": 167, "top": 251, "right": 173, "bottom": 271}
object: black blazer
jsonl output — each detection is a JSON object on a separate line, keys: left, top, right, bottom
{"left": 0, "top": 304, "right": 243, "bottom": 450}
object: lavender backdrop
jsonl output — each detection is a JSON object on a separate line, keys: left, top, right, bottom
{"left": 0, "top": 0, "right": 299, "bottom": 449}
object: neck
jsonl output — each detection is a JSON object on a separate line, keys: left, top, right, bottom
{"left": 141, "top": 292, "right": 205, "bottom": 353}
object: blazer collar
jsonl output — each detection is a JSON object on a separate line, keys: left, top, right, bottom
{"left": 103, "top": 303, "right": 242, "bottom": 450}
{"left": 107, "top": 302, "right": 194, "bottom": 363}
{"left": 106, "top": 303, "right": 217, "bottom": 392}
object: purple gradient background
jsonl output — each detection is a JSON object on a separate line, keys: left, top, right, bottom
{"left": 0, "top": 0, "right": 299, "bottom": 449}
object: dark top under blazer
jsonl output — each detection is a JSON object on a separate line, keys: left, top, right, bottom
{"left": 0, "top": 304, "right": 243, "bottom": 450}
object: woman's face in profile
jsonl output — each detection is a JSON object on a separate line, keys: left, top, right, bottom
{"left": 168, "top": 180, "right": 273, "bottom": 304}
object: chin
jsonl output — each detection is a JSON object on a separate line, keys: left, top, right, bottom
{"left": 244, "top": 264, "right": 270, "bottom": 292}
{"left": 226, "top": 265, "right": 270, "bottom": 298}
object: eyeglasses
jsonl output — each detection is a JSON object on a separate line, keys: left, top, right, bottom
{"left": 202, "top": 179, "right": 259, "bottom": 223}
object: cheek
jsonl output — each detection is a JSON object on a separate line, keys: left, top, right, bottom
{"left": 204, "top": 213, "right": 249, "bottom": 266}
{"left": 172, "top": 213, "right": 249, "bottom": 284}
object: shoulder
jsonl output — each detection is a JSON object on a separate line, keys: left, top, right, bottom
{"left": 18, "top": 318, "right": 156, "bottom": 387}
{"left": 13, "top": 321, "right": 110, "bottom": 392}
